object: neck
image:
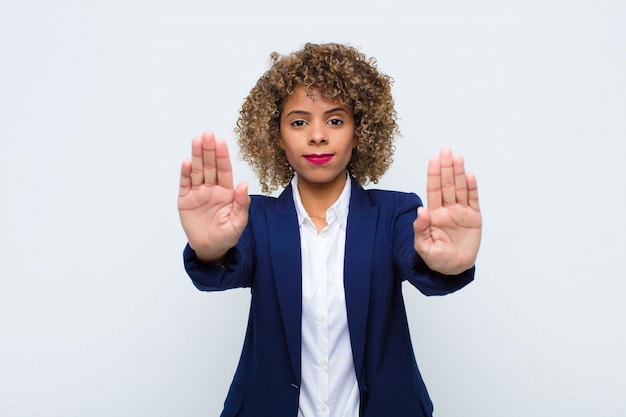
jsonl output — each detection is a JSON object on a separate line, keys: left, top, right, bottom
{"left": 297, "top": 175, "right": 347, "bottom": 219}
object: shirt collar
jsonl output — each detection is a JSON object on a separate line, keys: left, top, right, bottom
{"left": 291, "top": 172, "right": 351, "bottom": 230}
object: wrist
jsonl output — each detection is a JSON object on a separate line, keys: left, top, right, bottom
{"left": 190, "top": 245, "right": 229, "bottom": 265}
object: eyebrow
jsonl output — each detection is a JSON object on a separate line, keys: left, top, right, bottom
{"left": 285, "top": 107, "right": 348, "bottom": 117}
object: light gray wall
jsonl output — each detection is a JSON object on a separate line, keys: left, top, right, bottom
{"left": 1, "top": 0, "right": 624, "bottom": 416}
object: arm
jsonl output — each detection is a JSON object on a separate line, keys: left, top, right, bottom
{"left": 413, "top": 148, "right": 482, "bottom": 276}
{"left": 393, "top": 192, "right": 474, "bottom": 296}
{"left": 183, "top": 230, "right": 255, "bottom": 291}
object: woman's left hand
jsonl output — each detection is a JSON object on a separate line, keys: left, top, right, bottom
{"left": 413, "top": 148, "right": 482, "bottom": 275}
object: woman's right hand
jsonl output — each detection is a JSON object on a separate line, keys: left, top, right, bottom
{"left": 178, "top": 131, "right": 250, "bottom": 263}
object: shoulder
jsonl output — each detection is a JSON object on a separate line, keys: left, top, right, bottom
{"left": 248, "top": 184, "right": 295, "bottom": 210}
{"left": 249, "top": 194, "right": 278, "bottom": 206}
{"left": 247, "top": 187, "right": 296, "bottom": 219}
{"left": 248, "top": 194, "right": 282, "bottom": 218}
{"left": 358, "top": 187, "right": 423, "bottom": 210}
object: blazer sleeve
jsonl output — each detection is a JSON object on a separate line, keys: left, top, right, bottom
{"left": 183, "top": 225, "right": 255, "bottom": 292}
{"left": 392, "top": 192, "right": 475, "bottom": 296}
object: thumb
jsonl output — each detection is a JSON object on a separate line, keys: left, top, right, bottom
{"left": 413, "top": 206, "right": 433, "bottom": 254}
{"left": 232, "top": 181, "right": 251, "bottom": 222}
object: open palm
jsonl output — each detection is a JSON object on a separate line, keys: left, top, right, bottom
{"left": 178, "top": 131, "right": 250, "bottom": 263}
{"left": 413, "top": 148, "right": 482, "bottom": 275}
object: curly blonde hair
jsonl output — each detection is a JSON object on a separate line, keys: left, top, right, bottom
{"left": 236, "top": 42, "right": 399, "bottom": 194}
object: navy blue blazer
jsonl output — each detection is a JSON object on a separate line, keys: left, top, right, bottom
{"left": 183, "top": 178, "right": 474, "bottom": 417}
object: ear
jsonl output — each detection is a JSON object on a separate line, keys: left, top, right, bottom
{"left": 351, "top": 135, "right": 358, "bottom": 149}
{"left": 277, "top": 134, "right": 285, "bottom": 150}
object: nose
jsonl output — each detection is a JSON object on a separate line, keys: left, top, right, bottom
{"left": 309, "top": 122, "right": 327, "bottom": 145}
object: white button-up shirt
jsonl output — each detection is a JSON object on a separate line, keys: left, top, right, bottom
{"left": 292, "top": 174, "right": 360, "bottom": 417}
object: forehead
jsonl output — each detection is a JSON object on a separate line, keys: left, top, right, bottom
{"left": 282, "top": 86, "right": 348, "bottom": 112}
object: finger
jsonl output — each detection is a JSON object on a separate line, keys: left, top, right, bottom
{"left": 453, "top": 154, "right": 468, "bottom": 206}
{"left": 466, "top": 172, "right": 480, "bottom": 211}
{"left": 179, "top": 159, "right": 192, "bottom": 197}
{"left": 215, "top": 137, "right": 234, "bottom": 189}
{"left": 201, "top": 131, "right": 217, "bottom": 185}
{"left": 190, "top": 136, "right": 204, "bottom": 187}
{"left": 426, "top": 156, "right": 442, "bottom": 210}
{"left": 439, "top": 147, "right": 456, "bottom": 206}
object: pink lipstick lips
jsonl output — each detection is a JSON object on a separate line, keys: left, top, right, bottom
{"left": 304, "top": 154, "right": 334, "bottom": 165}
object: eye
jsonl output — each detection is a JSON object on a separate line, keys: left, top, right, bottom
{"left": 290, "top": 120, "right": 307, "bottom": 127}
{"left": 328, "top": 118, "right": 343, "bottom": 126}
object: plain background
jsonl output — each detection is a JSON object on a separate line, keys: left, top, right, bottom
{"left": 1, "top": 0, "right": 625, "bottom": 416}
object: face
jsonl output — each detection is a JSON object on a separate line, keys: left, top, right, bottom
{"left": 279, "top": 86, "right": 356, "bottom": 194}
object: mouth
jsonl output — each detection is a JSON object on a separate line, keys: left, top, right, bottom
{"left": 303, "top": 154, "right": 334, "bottom": 165}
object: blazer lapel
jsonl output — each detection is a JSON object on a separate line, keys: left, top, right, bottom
{"left": 265, "top": 181, "right": 377, "bottom": 385}
{"left": 344, "top": 180, "right": 378, "bottom": 383}
{"left": 266, "top": 184, "right": 303, "bottom": 384}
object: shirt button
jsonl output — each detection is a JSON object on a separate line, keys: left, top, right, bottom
{"left": 319, "top": 359, "right": 327, "bottom": 366}
{"left": 316, "top": 314, "right": 326, "bottom": 322}
{"left": 319, "top": 404, "right": 328, "bottom": 411}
